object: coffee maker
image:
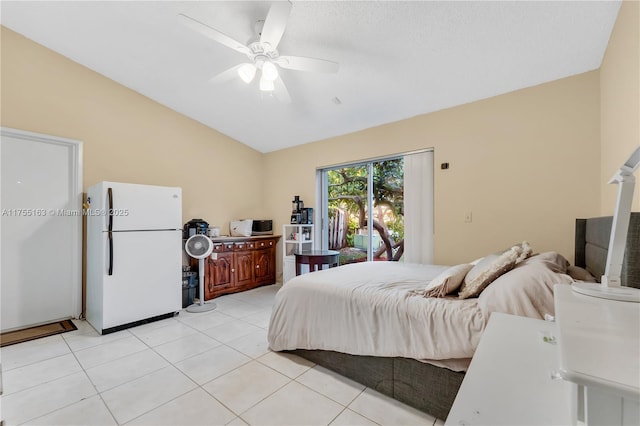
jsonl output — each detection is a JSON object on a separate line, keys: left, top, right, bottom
{"left": 183, "top": 218, "right": 209, "bottom": 239}
{"left": 291, "top": 196, "right": 303, "bottom": 224}
{"left": 290, "top": 196, "right": 313, "bottom": 224}
{"left": 301, "top": 207, "right": 313, "bottom": 224}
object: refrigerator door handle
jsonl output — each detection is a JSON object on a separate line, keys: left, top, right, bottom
{"left": 108, "top": 231, "right": 114, "bottom": 276}
{"left": 107, "top": 187, "right": 114, "bottom": 275}
{"left": 107, "top": 187, "right": 114, "bottom": 232}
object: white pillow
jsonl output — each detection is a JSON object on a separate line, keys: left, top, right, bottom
{"left": 567, "top": 265, "right": 597, "bottom": 282}
{"left": 424, "top": 264, "right": 474, "bottom": 298}
{"left": 230, "top": 219, "right": 253, "bottom": 237}
{"left": 464, "top": 254, "right": 500, "bottom": 283}
{"left": 458, "top": 246, "right": 521, "bottom": 299}
{"left": 478, "top": 252, "right": 574, "bottom": 319}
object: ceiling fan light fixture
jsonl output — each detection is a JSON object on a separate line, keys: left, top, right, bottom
{"left": 261, "top": 61, "right": 279, "bottom": 81}
{"left": 238, "top": 63, "right": 257, "bottom": 83}
{"left": 180, "top": 1, "right": 338, "bottom": 103}
{"left": 259, "top": 76, "right": 275, "bottom": 92}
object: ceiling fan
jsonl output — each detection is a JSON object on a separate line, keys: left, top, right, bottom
{"left": 179, "top": 1, "right": 339, "bottom": 103}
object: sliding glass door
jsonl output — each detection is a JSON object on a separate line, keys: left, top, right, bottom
{"left": 320, "top": 151, "right": 432, "bottom": 265}
{"left": 326, "top": 163, "right": 371, "bottom": 263}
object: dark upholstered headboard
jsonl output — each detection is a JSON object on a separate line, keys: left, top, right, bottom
{"left": 575, "top": 212, "right": 640, "bottom": 289}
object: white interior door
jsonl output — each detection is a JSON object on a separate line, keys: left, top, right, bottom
{"left": 1, "top": 128, "right": 82, "bottom": 332}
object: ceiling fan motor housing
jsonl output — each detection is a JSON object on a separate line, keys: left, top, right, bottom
{"left": 248, "top": 42, "right": 280, "bottom": 63}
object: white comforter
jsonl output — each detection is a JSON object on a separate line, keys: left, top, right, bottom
{"left": 268, "top": 262, "right": 487, "bottom": 369}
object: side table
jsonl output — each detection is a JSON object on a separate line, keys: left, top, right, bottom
{"left": 294, "top": 250, "right": 340, "bottom": 276}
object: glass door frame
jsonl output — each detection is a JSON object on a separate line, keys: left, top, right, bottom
{"left": 317, "top": 152, "right": 420, "bottom": 262}
{"left": 317, "top": 161, "right": 374, "bottom": 257}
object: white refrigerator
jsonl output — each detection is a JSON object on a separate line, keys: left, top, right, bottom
{"left": 86, "top": 181, "right": 182, "bottom": 334}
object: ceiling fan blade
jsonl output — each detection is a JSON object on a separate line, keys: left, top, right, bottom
{"left": 274, "top": 76, "right": 292, "bottom": 104}
{"left": 275, "top": 55, "right": 339, "bottom": 73}
{"left": 178, "top": 13, "right": 250, "bottom": 55}
{"left": 260, "top": 1, "right": 292, "bottom": 50}
{"left": 209, "top": 64, "right": 243, "bottom": 84}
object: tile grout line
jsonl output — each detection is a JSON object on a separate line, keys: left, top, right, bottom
{"left": 121, "top": 320, "right": 279, "bottom": 425}
{"left": 118, "top": 368, "right": 201, "bottom": 426}
{"left": 74, "top": 335, "right": 149, "bottom": 371}
{"left": 1, "top": 287, "right": 282, "bottom": 426}
{"left": 4, "top": 287, "right": 433, "bottom": 426}
{"left": 93, "top": 322, "right": 220, "bottom": 424}
{"left": 93, "top": 308, "right": 258, "bottom": 423}
{"left": 68, "top": 323, "right": 195, "bottom": 425}
{"left": 198, "top": 365, "right": 294, "bottom": 424}
{"left": 0, "top": 335, "right": 69, "bottom": 373}
{"left": 292, "top": 375, "right": 383, "bottom": 425}
{"left": 12, "top": 334, "right": 117, "bottom": 426}
{"left": 63, "top": 326, "right": 120, "bottom": 426}
{"left": 0, "top": 352, "right": 79, "bottom": 397}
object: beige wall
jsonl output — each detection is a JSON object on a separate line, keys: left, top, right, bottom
{"left": 6, "top": 6, "right": 633, "bottom": 275}
{"left": 600, "top": 0, "right": 640, "bottom": 214}
{"left": 264, "top": 72, "right": 602, "bottom": 266}
{"left": 1, "top": 27, "right": 265, "bottom": 229}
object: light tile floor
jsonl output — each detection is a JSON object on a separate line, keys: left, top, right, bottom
{"left": 0, "top": 285, "right": 443, "bottom": 426}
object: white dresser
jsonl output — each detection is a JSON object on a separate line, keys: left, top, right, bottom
{"left": 554, "top": 285, "right": 640, "bottom": 426}
{"left": 447, "top": 286, "right": 640, "bottom": 425}
{"left": 446, "top": 313, "right": 574, "bottom": 425}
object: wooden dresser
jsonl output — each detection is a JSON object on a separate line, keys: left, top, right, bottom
{"left": 190, "top": 235, "right": 280, "bottom": 300}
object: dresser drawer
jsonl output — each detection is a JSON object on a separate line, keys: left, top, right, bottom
{"left": 256, "top": 239, "right": 276, "bottom": 249}
{"left": 211, "top": 243, "right": 225, "bottom": 253}
{"left": 233, "top": 241, "right": 251, "bottom": 251}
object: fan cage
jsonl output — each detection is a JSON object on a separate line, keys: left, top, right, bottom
{"left": 185, "top": 235, "right": 213, "bottom": 259}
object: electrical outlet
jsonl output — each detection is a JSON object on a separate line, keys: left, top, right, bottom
{"left": 464, "top": 211, "right": 473, "bottom": 223}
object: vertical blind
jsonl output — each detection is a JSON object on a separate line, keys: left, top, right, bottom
{"left": 403, "top": 151, "right": 434, "bottom": 264}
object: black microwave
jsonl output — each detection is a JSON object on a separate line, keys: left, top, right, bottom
{"left": 252, "top": 220, "right": 273, "bottom": 235}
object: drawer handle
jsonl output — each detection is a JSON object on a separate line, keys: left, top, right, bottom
{"left": 256, "top": 265, "right": 260, "bottom": 269}
{"left": 231, "top": 268, "right": 235, "bottom": 273}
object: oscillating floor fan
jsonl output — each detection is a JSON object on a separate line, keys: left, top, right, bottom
{"left": 185, "top": 234, "right": 217, "bottom": 313}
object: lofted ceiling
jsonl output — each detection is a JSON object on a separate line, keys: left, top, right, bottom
{"left": 1, "top": 1, "right": 621, "bottom": 153}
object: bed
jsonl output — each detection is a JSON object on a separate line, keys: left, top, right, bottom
{"left": 267, "top": 214, "right": 640, "bottom": 420}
